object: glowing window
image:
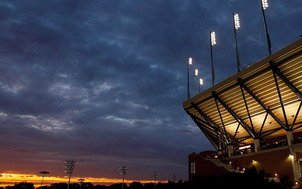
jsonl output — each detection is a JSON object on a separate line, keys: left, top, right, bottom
{"left": 190, "top": 162, "right": 196, "bottom": 174}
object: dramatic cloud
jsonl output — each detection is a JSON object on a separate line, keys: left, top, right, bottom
{"left": 0, "top": 0, "right": 301, "bottom": 180}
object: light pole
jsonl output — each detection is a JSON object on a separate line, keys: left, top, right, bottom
{"left": 187, "top": 57, "right": 193, "bottom": 98}
{"left": 199, "top": 78, "right": 204, "bottom": 93}
{"left": 194, "top": 68, "right": 199, "bottom": 94}
{"left": 39, "top": 171, "right": 49, "bottom": 187}
{"left": 233, "top": 12, "right": 241, "bottom": 72}
{"left": 260, "top": 0, "right": 272, "bottom": 55}
{"left": 78, "top": 178, "right": 85, "bottom": 189}
{"left": 153, "top": 172, "right": 157, "bottom": 189}
{"left": 119, "top": 166, "right": 127, "bottom": 189}
{"left": 64, "top": 160, "right": 76, "bottom": 189}
{"left": 210, "top": 31, "right": 216, "bottom": 86}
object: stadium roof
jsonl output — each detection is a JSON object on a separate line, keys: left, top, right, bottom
{"left": 184, "top": 38, "right": 302, "bottom": 151}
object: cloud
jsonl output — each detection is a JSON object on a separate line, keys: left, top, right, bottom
{"left": 0, "top": 0, "right": 301, "bottom": 180}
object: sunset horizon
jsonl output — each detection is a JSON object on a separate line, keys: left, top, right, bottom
{"left": 0, "top": 172, "right": 166, "bottom": 187}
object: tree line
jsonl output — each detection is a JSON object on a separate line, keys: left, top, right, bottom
{"left": 0, "top": 167, "right": 295, "bottom": 189}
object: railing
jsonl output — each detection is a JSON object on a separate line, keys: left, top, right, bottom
{"left": 232, "top": 137, "right": 302, "bottom": 156}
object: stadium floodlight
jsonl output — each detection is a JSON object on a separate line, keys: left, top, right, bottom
{"left": 261, "top": 0, "right": 268, "bottom": 10}
{"left": 119, "top": 166, "right": 127, "bottom": 189}
{"left": 187, "top": 57, "right": 193, "bottom": 99}
{"left": 210, "top": 31, "right": 216, "bottom": 46}
{"left": 234, "top": 13, "right": 240, "bottom": 30}
{"left": 188, "top": 57, "right": 193, "bottom": 65}
{"left": 233, "top": 12, "right": 241, "bottom": 72}
{"left": 199, "top": 78, "right": 204, "bottom": 86}
{"left": 199, "top": 78, "right": 204, "bottom": 93}
{"left": 194, "top": 69, "right": 199, "bottom": 77}
{"left": 64, "top": 160, "right": 76, "bottom": 189}
{"left": 209, "top": 31, "right": 216, "bottom": 86}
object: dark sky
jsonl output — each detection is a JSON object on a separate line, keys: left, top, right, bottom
{"left": 0, "top": 0, "right": 301, "bottom": 181}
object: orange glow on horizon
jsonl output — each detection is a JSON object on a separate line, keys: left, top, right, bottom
{"left": 0, "top": 173, "right": 167, "bottom": 187}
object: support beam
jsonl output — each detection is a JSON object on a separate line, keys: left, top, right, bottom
{"left": 238, "top": 135, "right": 253, "bottom": 142}
{"left": 200, "top": 126, "right": 220, "bottom": 150}
{"left": 259, "top": 112, "right": 268, "bottom": 137}
{"left": 261, "top": 127, "right": 283, "bottom": 138}
{"left": 212, "top": 92, "right": 257, "bottom": 138}
{"left": 291, "top": 102, "right": 302, "bottom": 130}
{"left": 186, "top": 111, "right": 228, "bottom": 143}
{"left": 293, "top": 125, "right": 302, "bottom": 131}
{"left": 270, "top": 63, "right": 302, "bottom": 101}
{"left": 197, "top": 120, "right": 227, "bottom": 150}
{"left": 214, "top": 98, "right": 229, "bottom": 143}
{"left": 239, "top": 85, "right": 255, "bottom": 131}
{"left": 238, "top": 78, "right": 288, "bottom": 131}
{"left": 185, "top": 110, "right": 219, "bottom": 135}
{"left": 190, "top": 103, "right": 232, "bottom": 142}
{"left": 232, "top": 123, "right": 240, "bottom": 144}
{"left": 191, "top": 50, "right": 302, "bottom": 108}
{"left": 186, "top": 111, "right": 220, "bottom": 150}
{"left": 271, "top": 63, "right": 289, "bottom": 127}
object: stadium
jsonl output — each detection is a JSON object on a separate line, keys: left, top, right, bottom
{"left": 184, "top": 38, "right": 302, "bottom": 184}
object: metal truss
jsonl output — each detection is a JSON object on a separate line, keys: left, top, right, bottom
{"left": 184, "top": 41, "right": 302, "bottom": 149}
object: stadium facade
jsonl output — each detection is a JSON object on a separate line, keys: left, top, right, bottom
{"left": 184, "top": 38, "right": 302, "bottom": 184}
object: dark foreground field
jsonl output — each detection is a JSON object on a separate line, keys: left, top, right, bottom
{"left": 0, "top": 167, "right": 296, "bottom": 189}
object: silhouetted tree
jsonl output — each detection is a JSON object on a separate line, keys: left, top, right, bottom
{"left": 128, "top": 182, "right": 142, "bottom": 189}
{"left": 94, "top": 185, "right": 106, "bottom": 189}
{"left": 108, "top": 184, "right": 125, "bottom": 189}
{"left": 143, "top": 183, "right": 153, "bottom": 189}
{"left": 50, "top": 183, "right": 67, "bottom": 189}
{"left": 13, "top": 182, "right": 34, "bottom": 189}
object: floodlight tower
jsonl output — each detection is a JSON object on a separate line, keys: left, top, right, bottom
{"left": 210, "top": 31, "right": 216, "bottom": 86}
{"left": 260, "top": 0, "right": 272, "bottom": 55}
{"left": 119, "top": 166, "right": 127, "bottom": 189}
{"left": 64, "top": 160, "right": 76, "bottom": 189}
{"left": 233, "top": 12, "right": 241, "bottom": 72}
{"left": 194, "top": 68, "right": 199, "bottom": 94}
{"left": 78, "top": 178, "right": 85, "bottom": 189}
{"left": 187, "top": 57, "right": 193, "bottom": 98}
{"left": 153, "top": 172, "right": 157, "bottom": 189}
{"left": 39, "top": 171, "right": 49, "bottom": 186}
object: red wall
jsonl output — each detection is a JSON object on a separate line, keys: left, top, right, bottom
{"left": 189, "top": 153, "right": 227, "bottom": 180}
{"left": 230, "top": 148, "right": 294, "bottom": 181}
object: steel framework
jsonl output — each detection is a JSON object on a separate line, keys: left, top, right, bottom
{"left": 184, "top": 39, "right": 302, "bottom": 151}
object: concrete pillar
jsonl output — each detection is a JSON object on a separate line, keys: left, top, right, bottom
{"left": 290, "top": 147, "right": 300, "bottom": 182}
{"left": 218, "top": 139, "right": 222, "bottom": 150}
{"left": 287, "top": 131, "right": 294, "bottom": 145}
{"left": 254, "top": 139, "right": 261, "bottom": 152}
{"left": 217, "top": 150, "right": 223, "bottom": 156}
{"left": 227, "top": 145, "right": 234, "bottom": 157}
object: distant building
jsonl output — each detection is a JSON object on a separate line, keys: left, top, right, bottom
{"left": 184, "top": 39, "right": 302, "bottom": 185}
